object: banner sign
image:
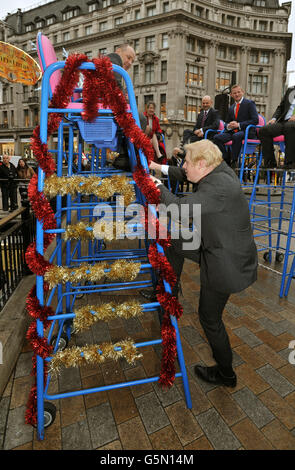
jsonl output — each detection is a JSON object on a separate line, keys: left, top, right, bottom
{"left": 0, "top": 41, "right": 42, "bottom": 85}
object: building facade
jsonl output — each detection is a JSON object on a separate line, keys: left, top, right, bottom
{"left": 0, "top": 0, "right": 292, "bottom": 156}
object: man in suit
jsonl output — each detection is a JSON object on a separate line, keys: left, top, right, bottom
{"left": 180, "top": 96, "right": 220, "bottom": 148}
{"left": 259, "top": 86, "right": 295, "bottom": 169}
{"left": 144, "top": 140, "right": 257, "bottom": 387}
{"left": 213, "top": 85, "right": 258, "bottom": 166}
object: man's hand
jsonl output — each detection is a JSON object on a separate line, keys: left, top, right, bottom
{"left": 288, "top": 116, "right": 295, "bottom": 122}
{"left": 150, "top": 174, "right": 162, "bottom": 186}
{"left": 228, "top": 121, "right": 239, "bottom": 130}
{"left": 172, "top": 147, "right": 181, "bottom": 156}
{"left": 149, "top": 161, "right": 162, "bottom": 171}
{"left": 267, "top": 118, "right": 276, "bottom": 125}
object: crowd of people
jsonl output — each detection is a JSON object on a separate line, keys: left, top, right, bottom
{"left": 0, "top": 156, "right": 35, "bottom": 212}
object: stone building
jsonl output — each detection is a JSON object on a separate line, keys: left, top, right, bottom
{"left": 0, "top": 0, "right": 292, "bottom": 156}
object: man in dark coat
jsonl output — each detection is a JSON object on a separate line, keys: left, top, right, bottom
{"left": 181, "top": 95, "right": 220, "bottom": 147}
{"left": 258, "top": 86, "right": 295, "bottom": 169}
{"left": 0, "top": 155, "right": 18, "bottom": 212}
{"left": 213, "top": 85, "right": 258, "bottom": 166}
{"left": 145, "top": 140, "right": 257, "bottom": 388}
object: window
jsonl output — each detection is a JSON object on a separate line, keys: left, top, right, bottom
{"left": 102, "top": 0, "right": 108, "bottom": 7}
{"left": 74, "top": 29, "right": 79, "bottom": 38}
{"left": 85, "top": 51, "right": 93, "bottom": 59}
{"left": 99, "top": 48, "right": 107, "bottom": 55}
{"left": 133, "top": 39, "right": 140, "bottom": 53}
{"left": 85, "top": 25, "right": 92, "bottom": 35}
{"left": 226, "top": 16, "right": 235, "bottom": 27}
{"left": 135, "top": 9, "right": 140, "bottom": 20}
{"left": 161, "top": 33, "right": 168, "bottom": 49}
{"left": 24, "top": 109, "right": 29, "bottom": 127}
{"left": 36, "top": 20, "right": 43, "bottom": 29}
{"left": 186, "top": 36, "right": 195, "bottom": 52}
{"left": 62, "top": 8, "right": 79, "bottom": 21}
{"left": 259, "top": 21, "right": 267, "bottom": 31}
{"left": 195, "top": 7, "right": 203, "bottom": 17}
{"left": 46, "top": 16, "right": 55, "bottom": 26}
{"left": 147, "top": 5, "right": 156, "bottom": 17}
{"left": 260, "top": 51, "right": 270, "bottom": 64}
{"left": 133, "top": 64, "right": 139, "bottom": 85}
{"left": 3, "top": 111, "right": 8, "bottom": 126}
{"left": 184, "top": 96, "right": 200, "bottom": 122}
{"left": 217, "top": 46, "right": 226, "bottom": 59}
{"left": 144, "top": 95, "right": 154, "bottom": 107}
{"left": 256, "top": 104, "right": 266, "bottom": 115}
{"left": 53, "top": 35, "right": 58, "bottom": 44}
{"left": 160, "top": 94, "right": 167, "bottom": 120}
{"left": 145, "top": 36, "right": 155, "bottom": 51}
{"left": 185, "top": 64, "right": 204, "bottom": 86}
{"left": 216, "top": 70, "right": 231, "bottom": 91}
{"left": 248, "top": 74, "right": 268, "bottom": 94}
{"left": 88, "top": 3, "right": 97, "bottom": 12}
{"left": 161, "top": 61, "right": 167, "bottom": 82}
{"left": 99, "top": 21, "right": 108, "bottom": 31}
{"left": 197, "top": 40, "right": 205, "bottom": 55}
{"left": 250, "top": 50, "right": 259, "bottom": 63}
{"left": 25, "top": 24, "right": 33, "bottom": 32}
{"left": 11, "top": 110, "right": 14, "bottom": 127}
{"left": 254, "top": 0, "right": 266, "bottom": 6}
{"left": 63, "top": 32, "right": 70, "bottom": 41}
{"left": 23, "top": 86, "right": 28, "bottom": 101}
{"left": 163, "top": 2, "right": 169, "bottom": 13}
{"left": 115, "top": 17, "right": 123, "bottom": 26}
{"left": 228, "top": 47, "right": 237, "bottom": 61}
{"left": 145, "top": 63, "right": 154, "bottom": 83}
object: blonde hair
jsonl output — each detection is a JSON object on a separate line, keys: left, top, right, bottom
{"left": 184, "top": 140, "right": 223, "bottom": 168}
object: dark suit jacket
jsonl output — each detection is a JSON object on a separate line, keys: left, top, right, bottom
{"left": 193, "top": 108, "right": 220, "bottom": 133}
{"left": 159, "top": 161, "right": 257, "bottom": 294}
{"left": 107, "top": 52, "right": 123, "bottom": 88}
{"left": 226, "top": 98, "right": 258, "bottom": 138}
{"left": 272, "top": 86, "right": 295, "bottom": 122}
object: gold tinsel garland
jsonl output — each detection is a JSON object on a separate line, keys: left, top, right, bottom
{"left": 43, "top": 174, "right": 135, "bottom": 206}
{"left": 44, "top": 260, "right": 141, "bottom": 288}
{"left": 73, "top": 300, "right": 143, "bottom": 332}
{"left": 49, "top": 339, "right": 142, "bottom": 375}
{"left": 64, "top": 220, "right": 126, "bottom": 241}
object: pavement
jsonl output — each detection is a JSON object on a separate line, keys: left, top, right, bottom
{"left": 1, "top": 252, "right": 295, "bottom": 450}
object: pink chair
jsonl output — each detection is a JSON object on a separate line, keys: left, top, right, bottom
{"left": 204, "top": 119, "right": 224, "bottom": 139}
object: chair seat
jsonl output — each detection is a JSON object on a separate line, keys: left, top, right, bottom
{"left": 273, "top": 135, "right": 284, "bottom": 142}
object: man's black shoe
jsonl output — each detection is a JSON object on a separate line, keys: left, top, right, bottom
{"left": 139, "top": 289, "right": 157, "bottom": 302}
{"left": 194, "top": 365, "right": 237, "bottom": 388}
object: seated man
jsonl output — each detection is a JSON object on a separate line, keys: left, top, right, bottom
{"left": 259, "top": 85, "right": 295, "bottom": 169}
{"left": 213, "top": 85, "right": 258, "bottom": 166}
{"left": 181, "top": 95, "right": 220, "bottom": 147}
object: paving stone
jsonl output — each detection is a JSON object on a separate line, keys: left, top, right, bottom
{"left": 235, "top": 363, "right": 270, "bottom": 395}
{"left": 188, "top": 363, "right": 218, "bottom": 393}
{"left": 184, "top": 435, "right": 213, "bottom": 450}
{"left": 60, "top": 395, "right": 86, "bottom": 427}
{"left": 118, "top": 416, "right": 152, "bottom": 450}
{"left": 91, "top": 321, "right": 111, "bottom": 343}
{"left": 255, "top": 330, "right": 287, "bottom": 352}
{"left": 33, "top": 411, "right": 62, "bottom": 450}
{"left": 278, "top": 364, "right": 295, "bottom": 386}
{"left": 225, "top": 302, "right": 245, "bottom": 318}
{"left": 165, "top": 401, "right": 203, "bottom": 446}
{"left": 196, "top": 408, "right": 241, "bottom": 450}
{"left": 107, "top": 387, "right": 138, "bottom": 424}
{"left": 135, "top": 391, "right": 170, "bottom": 434}
{"left": 207, "top": 388, "right": 246, "bottom": 426}
{"left": 232, "top": 387, "right": 274, "bottom": 429}
{"left": 254, "top": 343, "right": 288, "bottom": 369}
{"left": 150, "top": 425, "right": 182, "bottom": 450}
{"left": 14, "top": 352, "right": 33, "bottom": 378}
{"left": 86, "top": 403, "right": 119, "bottom": 448}
{"left": 262, "top": 419, "right": 295, "bottom": 450}
{"left": 234, "top": 344, "right": 267, "bottom": 369}
{"left": 123, "top": 317, "right": 144, "bottom": 335}
{"left": 98, "top": 440, "right": 122, "bottom": 450}
{"left": 231, "top": 418, "right": 274, "bottom": 450}
{"left": 177, "top": 379, "right": 212, "bottom": 416}
{"left": 58, "top": 367, "right": 82, "bottom": 393}
{"left": 259, "top": 388, "right": 295, "bottom": 430}
{"left": 4, "top": 406, "right": 33, "bottom": 450}
{"left": 81, "top": 372, "right": 108, "bottom": 409}
{"left": 258, "top": 318, "right": 292, "bottom": 336}
{"left": 232, "top": 350, "right": 244, "bottom": 368}
{"left": 153, "top": 382, "right": 182, "bottom": 407}
{"left": 62, "top": 419, "right": 92, "bottom": 450}
{"left": 0, "top": 396, "right": 10, "bottom": 436}
{"left": 10, "top": 375, "right": 33, "bottom": 409}
{"left": 180, "top": 325, "right": 205, "bottom": 346}
{"left": 123, "top": 365, "right": 153, "bottom": 398}
{"left": 233, "top": 327, "right": 263, "bottom": 348}
{"left": 256, "top": 364, "right": 295, "bottom": 397}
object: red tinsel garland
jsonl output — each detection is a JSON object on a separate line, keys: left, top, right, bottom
{"left": 25, "top": 54, "right": 183, "bottom": 427}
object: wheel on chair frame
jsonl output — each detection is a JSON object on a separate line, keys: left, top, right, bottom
{"left": 275, "top": 252, "right": 284, "bottom": 263}
{"left": 263, "top": 252, "right": 271, "bottom": 262}
{"left": 44, "top": 402, "right": 56, "bottom": 428}
{"left": 50, "top": 333, "right": 68, "bottom": 351}
{"left": 33, "top": 402, "right": 57, "bottom": 429}
{"left": 62, "top": 319, "right": 76, "bottom": 336}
